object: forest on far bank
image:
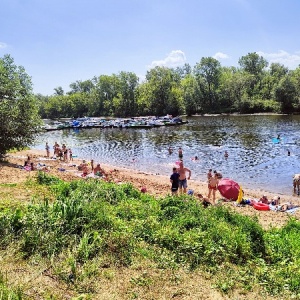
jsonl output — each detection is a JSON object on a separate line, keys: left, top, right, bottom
{"left": 36, "top": 52, "right": 300, "bottom": 118}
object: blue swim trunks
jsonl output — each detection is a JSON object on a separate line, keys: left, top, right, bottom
{"left": 178, "top": 178, "right": 187, "bottom": 189}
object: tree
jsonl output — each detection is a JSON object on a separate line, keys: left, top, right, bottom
{"left": 116, "top": 71, "right": 139, "bottom": 116}
{"left": 0, "top": 55, "right": 41, "bottom": 157}
{"left": 238, "top": 52, "right": 268, "bottom": 76}
{"left": 145, "top": 66, "right": 183, "bottom": 116}
{"left": 238, "top": 52, "right": 269, "bottom": 99}
{"left": 274, "top": 75, "right": 297, "bottom": 112}
{"left": 68, "top": 79, "right": 95, "bottom": 94}
{"left": 53, "top": 86, "right": 64, "bottom": 96}
{"left": 181, "top": 74, "right": 197, "bottom": 115}
{"left": 193, "top": 57, "right": 221, "bottom": 110}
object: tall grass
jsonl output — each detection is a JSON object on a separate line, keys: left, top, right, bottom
{"left": 1, "top": 171, "right": 300, "bottom": 297}
{"left": 0, "top": 272, "right": 23, "bottom": 299}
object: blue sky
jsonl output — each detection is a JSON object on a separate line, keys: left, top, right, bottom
{"left": 1, "top": 0, "right": 300, "bottom": 95}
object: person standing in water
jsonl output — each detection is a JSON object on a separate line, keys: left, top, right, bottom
{"left": 178, "top": 147, "right": 183, "bottom": 160}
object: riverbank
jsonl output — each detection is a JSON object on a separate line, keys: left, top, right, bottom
{"left": 1, "top": 149, "right": 300, "bottom": 229}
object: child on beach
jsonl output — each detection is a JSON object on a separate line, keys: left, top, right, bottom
{"left": 170, "top": 167, "right": 180, "bottom": 195}
{"left": 62, "top": 144, "right": 68, "bottom": 162}
{"left": 197, "top": 193, "right": 211, "bottom": 208}
{"left": 69, "top": 148, "right": 73, "bottom": 161}
{"left": 207, "top": 169, "right": 212, "bottom": 186}
{"left": 214, "top": 170, "right": 223, "bottom": 179}
{"left": 90, "top": 159, "right": 94, "bottom": 171}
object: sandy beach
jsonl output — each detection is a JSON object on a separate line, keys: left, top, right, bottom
{"left": 1, "top": 148, "right": 300, "bottom": 229}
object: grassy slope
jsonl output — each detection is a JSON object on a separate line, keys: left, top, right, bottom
{"left": 0, "top": 172, "right": 300, "bottom": 300}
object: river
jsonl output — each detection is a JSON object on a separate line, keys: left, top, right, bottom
{"left": 33, "top": 115, "right": 300, "bottom": 195}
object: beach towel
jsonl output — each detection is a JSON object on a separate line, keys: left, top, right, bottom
{"left": 286, "top": 207, "right": 300, "bottom": 214}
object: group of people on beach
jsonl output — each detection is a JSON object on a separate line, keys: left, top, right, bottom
{"left": 168, "top": 147, "right": 298, "bottom": 210}
{"left": 257, "top": 194, "right": 297, "bottom": 212}
{"left": 46, "top": 142, "right": 73, "bottom": 162}
{"left": 77, "top": 159, "right": 107, "bottom": 178}
{"left": 169, "top": 147, "right": 223, "bottom": 205}
{"left": 44, "top": 141, "right": 112, "bottom": 179}
{"left": 41, "top": 141, "right": 298, "bottom": 211}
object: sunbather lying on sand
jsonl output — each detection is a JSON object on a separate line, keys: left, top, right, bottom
{"left": 276, "top": 202, "right": 298, "bottom": 212}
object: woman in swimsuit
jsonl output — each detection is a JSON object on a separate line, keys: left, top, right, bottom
{"left": 208, "top": 173, "right": 219, "bottom": 205}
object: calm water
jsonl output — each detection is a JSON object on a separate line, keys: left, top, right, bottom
{"left": 33, "top": 115, "right": 300, "bottom": 195}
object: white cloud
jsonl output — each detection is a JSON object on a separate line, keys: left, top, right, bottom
{"left": 257, "top": 50, "right": 300, "bottom": 69}
{"left": 0, "top": 42, "right": 7, "bottom": 49}
{"left": 148, "top": 50, "right": 186, "bottom": 69}
{"left": 213, "top": 52, "right": 229, "bottom": 60}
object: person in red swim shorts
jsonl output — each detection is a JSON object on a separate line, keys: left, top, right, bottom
{"left": 208, "top": 173, "right": 219, "bottom": 205}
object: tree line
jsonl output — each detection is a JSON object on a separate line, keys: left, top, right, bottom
{"left": 36, "top": 52, "right": 300, "bottom": 118}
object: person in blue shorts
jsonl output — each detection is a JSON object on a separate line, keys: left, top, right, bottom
{"left": 170, "top": 167, "right": 180, "bottom": 195}
{"left": 177, "top": 161, "right": 191, "bottom": 195}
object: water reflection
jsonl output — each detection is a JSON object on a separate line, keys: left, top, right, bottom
{"left": 33, "top": 115, "right": 300, "bottom": 195}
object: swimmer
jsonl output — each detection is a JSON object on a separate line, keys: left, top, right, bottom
{"left": 178, "top": 147, "right": 183, "bottom": 159}
{"left": 224, "top": 151, "right": 228, "bottom": 159}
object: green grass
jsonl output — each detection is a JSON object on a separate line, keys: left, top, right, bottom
{"left": 0, "top": 271, "right": 23, "bottom": 299}
{"left": 1, "top": 171, "right": 300, "bottom": 298}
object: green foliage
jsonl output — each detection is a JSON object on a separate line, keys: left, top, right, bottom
{"left": 274, "top": 74, "right": 298, "bottom": 112}
{"left": 36, "top": 171, "right": 63, "bottom": 185}
{"left": 239, "top": 52, "right": 268, "bottom": 76}
{"left": 1, "top": 175, "right": 300, "bottom": 297}
{"left": 0, "top": 54, "right": 42, "bottom": 157}
{"left": 34, "top": 51, "right": 300, "bottom": 117}
{"left": 0, "top": 271, "right": 23, "bottom": 299}
{"left": 238, "top": 98, "right": 280, "bottom": 113}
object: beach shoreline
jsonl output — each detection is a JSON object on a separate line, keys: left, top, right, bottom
{"left": 1, "top": 148, "right": 300, "bottom": 229}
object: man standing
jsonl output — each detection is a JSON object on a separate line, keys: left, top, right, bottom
{"left": 177, "top": 161, "right": 191, "bottom": 194}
